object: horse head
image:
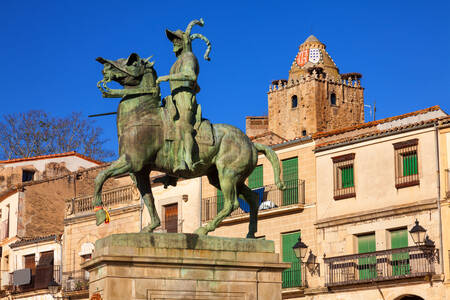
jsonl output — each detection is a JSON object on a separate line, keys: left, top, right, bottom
{"left": 96, "top": 53, "right": 158, "bottom": 98}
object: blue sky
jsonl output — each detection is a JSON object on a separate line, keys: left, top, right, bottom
{"left": 1, "top": 1, "right": 449, "bottom": 158}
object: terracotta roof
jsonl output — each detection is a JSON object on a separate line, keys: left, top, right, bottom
{"left": 9, "top": 234, "right": 61, "bottom": 248}
{"left": 0, "top": 189, "right": 17, "bottom": 202}
{"left": 315, "top": 116, "right": 446, "bottom": 150}
{"left": 312, "top": 105, "right": 444, "bottom": 140}
{"left": 0, "top": 151, "right": 104, "bottom": 166}
{"left": 248, "top": 131, "right": 286, "bottom": 143}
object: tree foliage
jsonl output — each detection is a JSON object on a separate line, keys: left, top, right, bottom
{"left": 0, "top": 110, "right": 114, "bottom": 161}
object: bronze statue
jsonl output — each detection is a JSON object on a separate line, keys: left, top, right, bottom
{"left": 156, "top": 19, "right": 210, "bottom": 172}
{"left": 93, "top": 19, "right": 285, "bottom": 238}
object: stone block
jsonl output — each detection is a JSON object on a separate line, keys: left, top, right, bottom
{"left": 83, "top": 233, "right": 289, "bottom": 300}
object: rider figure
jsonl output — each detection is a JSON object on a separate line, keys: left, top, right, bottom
{"left": 157, "top": 19, "right": 211, "bottom": 172}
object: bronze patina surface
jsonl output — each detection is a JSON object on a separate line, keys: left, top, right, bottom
{"left": 93, "top": 19, "right": 285, "bottom": 238}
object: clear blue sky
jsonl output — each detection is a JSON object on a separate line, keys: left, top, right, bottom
{"left": 1, "top": 1, "right": 449, "bottom": 159}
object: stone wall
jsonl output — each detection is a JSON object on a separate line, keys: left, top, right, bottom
{"left": 268, "top": 76, "right": 364, "bottom": 140}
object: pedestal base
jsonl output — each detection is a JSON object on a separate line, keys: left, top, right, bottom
{"left": 82, "top": 233, "right": 289, "bottom": 300}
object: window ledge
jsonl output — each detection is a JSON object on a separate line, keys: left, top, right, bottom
{"left": 395, "top": 180, "right": 420, "bottom": 189}
{"left": 334, "top": 192, "right": 356, "bottom": 200}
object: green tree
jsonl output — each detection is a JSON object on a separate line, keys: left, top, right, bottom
{"left": 0, "top": 110, "right": 114, "bottom": 161}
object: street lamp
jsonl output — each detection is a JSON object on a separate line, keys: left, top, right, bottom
{"left": 305, "top": 250, "right": 320, "bottom": 276}
{"left": 409, "top": 219, "right": 427, "bottom": 245}
{"left": 48, "top": 279, "right": 62, "bottom": 299}
{"left": 292, "top": 237, "right": 308, "bottom": 261}
{"left": 409, "top": 219, "right": 439, "bottom": 263}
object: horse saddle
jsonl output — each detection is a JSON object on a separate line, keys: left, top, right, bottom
{"left": 160, "top": 96, "right": 214, "bottom": 146}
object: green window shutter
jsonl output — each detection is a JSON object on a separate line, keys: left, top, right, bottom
{"left": 358, "top": 234, "right": 376, "bottom": 280}
{"left": 248, "top": 165, "right": 263, "bottom": 189}
{"left": 217, "top": 190, "right": 224, "bottom": 214}
{"left": 391, "top": 228, "right": 410, "bottom": 276}
{"left": 403, "top": 153, "right": 418, "bottom": 176}
{"left": 341, "top": 165, "right": 354, "bottom": 188}
{"left": 282, "top": 232, "right": 302, "bottom": 288}
{"left": 282, "top": 158, "right": 298, "bottom": 205}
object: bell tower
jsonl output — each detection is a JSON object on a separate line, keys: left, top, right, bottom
{"left": 266, "top": 35, "right": 364, "bottom": 140}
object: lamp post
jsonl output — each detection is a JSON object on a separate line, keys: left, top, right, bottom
{"left": 48, "top": 279, "right": 62, "bottom": 299}
{"left": 409, "top": 219, "right": 427, "bottom": 245}
{"left": 292, "top": 237, "right": 308, "bottom": 262}
{"left": 409, "top": 219, "right": 439, "bottom": 263}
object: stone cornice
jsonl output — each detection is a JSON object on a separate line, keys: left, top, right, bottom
{"left": 315, "top": 198, "right": 438, "bottom": 229}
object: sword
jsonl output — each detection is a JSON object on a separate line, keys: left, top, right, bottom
{"left": 88, "top": 112, "right": 117, "bottom": 118}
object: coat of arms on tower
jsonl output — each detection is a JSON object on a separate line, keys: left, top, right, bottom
{"left": 308, "top": 48, "right": 322, "bottom": 64}
{"left": 296, "top": 48, "right": 322, "bottom": 66}
{"left": 296, "top": 49, "right": 309, "bottom": 66}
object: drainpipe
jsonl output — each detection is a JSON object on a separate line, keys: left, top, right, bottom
{"left": 59, "top": 234, "right": 63, "bottom": 284}
{"left": 434, "top": 123, "right": 444, "bottom": 275}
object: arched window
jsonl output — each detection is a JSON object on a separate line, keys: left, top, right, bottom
{"left": 330, "top": 93, "right": 337, "bottom": 106}
{"left": 291, "top": 95, "right": 298, "bottom": 108}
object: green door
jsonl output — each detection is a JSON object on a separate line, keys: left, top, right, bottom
{"left": 282, "top": 232, "right": 302, "bottom": 288}
{"left": 391, "top": 228, "right": 410, "bottom": 276}
{"left": 403, "top": 153, "right": 418, "bottom": 176}
{"left": 341, "top": 165, "right": 354, "bottom": 188}
{"left": 282, "top": 158, "right": 298, "bottom": 205}
{"left": 248, "top": 165, "right": 263, "bottom": 189}
{"left": 358, "top": 233, "right": 376, "bottom": 280}
{"left": 217, "top": 190, "right": 224, "bottom": 214}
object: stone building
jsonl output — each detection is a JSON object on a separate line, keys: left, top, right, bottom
{"left": 0, "top": 153, "right": 103, "bottom": 299}
{"left": 247, "top": 35, "right": 364, "bottom": 143}
{"left": 0, "top": 152, "right": 102, "bottom": 193}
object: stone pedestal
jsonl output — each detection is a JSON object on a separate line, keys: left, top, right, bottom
{"left": 82, "top": 233, "right": 289, "bottom": 300}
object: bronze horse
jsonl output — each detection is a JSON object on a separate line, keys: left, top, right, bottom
{"left": 93, "top": 53, "right": 285, "bottom": 238}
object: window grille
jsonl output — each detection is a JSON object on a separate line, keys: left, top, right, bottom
{"left": 393, "top": 139, "right": 419, "bottom": 188}
{"left": 332, "top": 153, "right": 355, "bottom": 200}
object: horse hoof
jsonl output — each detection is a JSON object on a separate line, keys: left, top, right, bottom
{"left": 96, "top": 210, "right": 106, "bottom": 226}
{"left": 246, "top": 233, "right": 256, "bottom": 239}
{"left": 141, "top": 225, "right": 154, "bottom": 233}
{"left": 194, "top": 227, "right": 208, "bottom": 236}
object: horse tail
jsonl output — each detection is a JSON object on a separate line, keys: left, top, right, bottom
{"left": 254, "top": 143, "right": 286, "bottom": 190}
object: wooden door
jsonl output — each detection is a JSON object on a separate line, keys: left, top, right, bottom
{"left": 164, "top": 203, "right": 178, "bottom": 233}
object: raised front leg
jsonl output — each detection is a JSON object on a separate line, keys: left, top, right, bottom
{"left": 132, "top": 169, "right": 161, "bottom": 232}
{"left": 93, "top": 155, "right": 131, "bottom": 225}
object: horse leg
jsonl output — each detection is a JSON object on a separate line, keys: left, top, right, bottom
{"left": 238, "top": 184, "right": 259, "bottom": 238}
{"left": 93, "top": 155, "right": 132, "bottom": 225}
{"left": 195, "top": 168, "right": 237, "bottom": 235}
{"left": 132, "top": 169, "right": 161, "bottom": 233}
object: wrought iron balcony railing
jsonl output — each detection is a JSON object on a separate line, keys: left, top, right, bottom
{"left": 282, "top": 261, "right": 306, "bottom": 288}
{"left": 62, "top": 270, "right": 89, "bottom": 292}
{"left": 66, "top": 185, "right": 139, "bottom": 217}
{"left": 201, "top": 179, "right": 305, "bottom": 222}
{"left": 9, "top": 265, "right": 61, "bottom": 293}
{"left": 324, "top": 246, "right": 436, "bottom": 287}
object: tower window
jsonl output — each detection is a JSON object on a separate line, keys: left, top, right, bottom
{"left": 330, "top": 93, "right": 337, "bottom": 106}
{"left": 291, "top": 95, "right": 298, "bottom": 108}
{"left": 302, "top": 130, "right": 307, "bottom": 136}
{"left": 22, "top": 170, "right": 35, "bottom": 182}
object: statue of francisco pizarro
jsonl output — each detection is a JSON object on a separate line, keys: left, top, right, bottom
{"left": 156, "top": 19, "right": 210, "bottom": 172}
{"left": 92, "top": 19, "right": 285, "bottom": 238}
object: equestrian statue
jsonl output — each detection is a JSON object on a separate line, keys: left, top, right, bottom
{"left": 92, "top": 19, "right": 285, "bottom": 238}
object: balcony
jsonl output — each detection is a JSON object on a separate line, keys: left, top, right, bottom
{"left": 324, "top": 246, "right": 436, "bottom": 287}
{"left": 10, "top": 265, "right": 61, "bottom": 293}
{"left": 201, "top": 179, "right": 305, "bottom": 223}
{"left": 66, "top": 185, "right": 138, "bottom": 217}
{"left": 282, "top": 261, "right": 305, "bottom": 288}
{"left": 62, "top": 270, "right": 89, "bottom": 294}
{"left": 446, "top": 169, "right": 450, "bottom": 198}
